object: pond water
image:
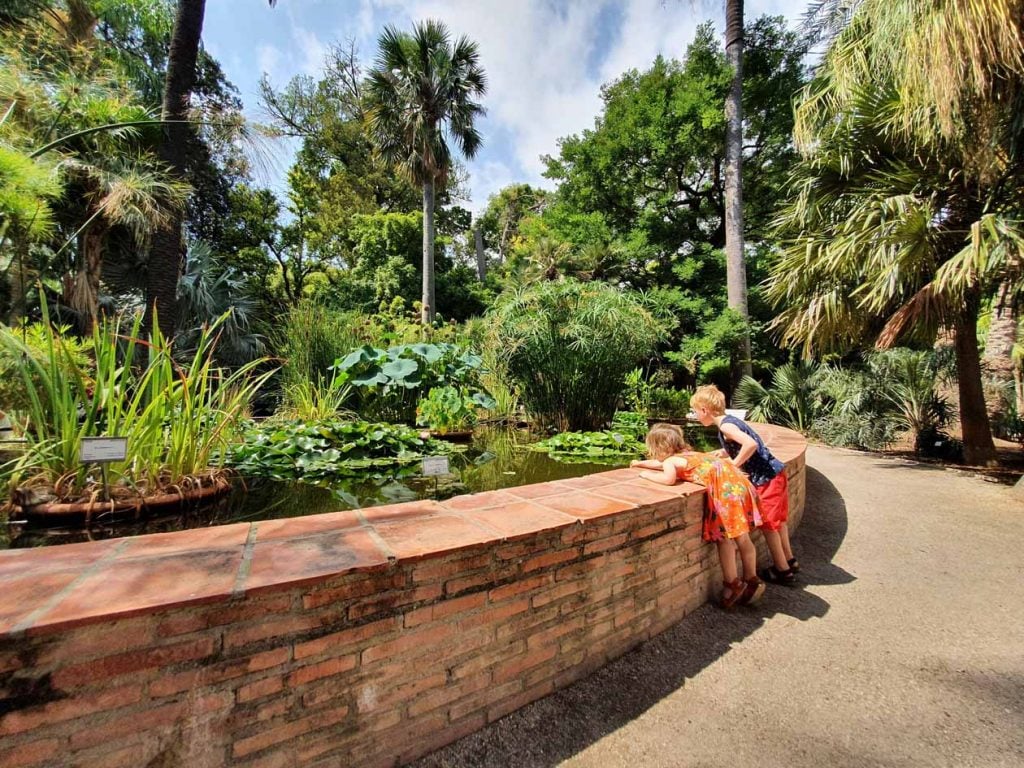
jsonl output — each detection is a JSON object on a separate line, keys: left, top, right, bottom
{"left": 2, "top": 425, "right": 717, "bottom": 550}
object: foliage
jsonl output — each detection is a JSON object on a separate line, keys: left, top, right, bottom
{"left": 531, "top": 430, "right": 645, "bottom": 463}
{"left": 488, "top": 279, "right": 666, "bottom": 431}
{"left": 649, "top": 387, "right": 692, "bottom": 419}
{"left": 609, "top": 411, "right": 649, "bottom": 439}
{"left": 0, "top": 320, "right": 92, "bottom": 418}
{"left": 0, "top": 300, "right": 272, "bottom": 501}
{"left": 279, "top": 370, "right": 354, "bottom": 422}
{"left": 227, "top": 418, "right": 452, "bottom": 481}
{"left": 623, "top": 368, "right": 654, "bottom": 415}
{"left": 734, "top": 362, "right": 823, "bottom": 433}
{"left": 335, "top": 342, "right": 494, "bottom": 424}
{"left": 416, "top": 386, "right": 480, "bottom": 434}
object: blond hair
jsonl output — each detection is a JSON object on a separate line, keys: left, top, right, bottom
{"left": 645, "top": 423, "right": 691, "bottom": 460}
{"left": 690, "top": 384, "right": 726, "bottom": 416}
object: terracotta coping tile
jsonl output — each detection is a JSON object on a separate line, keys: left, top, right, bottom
{"left": 254, "top": 509, "right": 363, "bottom": 541}
{"left": 441, "top": 490, "right": 521, "bottom": 512}
{"left": 555, "top": 473, "right": 621, "bottom": 490}
{"left": 594, "top": 481, "right": 690, "bottom": 507}
{"left": 0, "top": 571, "right": 82, "bottom": 635}
{"left": 536, "top": 490, "right": 636, "bottom": 520}
{"left": 0, "top": 537, "right": 121, "bottom": 578}
{"left": 503, "top": 482, "right": 571, "bottom": 501}
{"left": 456, "top": 501, "right": 578, "bottom": 539}
{"left": 358, "top": 499, "right": 447, "bottom": 524}
{"left": 29, "top": 548, "right": 244, "bottom": 634}
{"left": 116, "top": 522, "right": 251, "bottom": 559}
{"left": 243, "top": 527, "right": 390, "bottom": 595}
{"left": 369, "top": 513, "right": 501, "bottom": 561}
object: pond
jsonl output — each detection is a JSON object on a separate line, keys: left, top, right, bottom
{"left": 2, "top": 425, "right": 718, "bottom": 550}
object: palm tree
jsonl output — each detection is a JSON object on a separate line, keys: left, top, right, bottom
{"left": 144, "top": 0, "right": 206, "bottom": 340}
{"left": 366, "top": 20, "right": 486, "bottom": 324}
{"left": 724, "top": 0, "right": 750, "bottom": 377}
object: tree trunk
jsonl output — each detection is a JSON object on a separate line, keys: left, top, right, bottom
{"left": 955, "top": 298, "right": 997, "bottom": 465}
{"left": 474, "top": 226, "right": 486, "bottom": 282}
{"left": 983, "top": 279, "right": 1017, "bottom": 420}
{"left": 422, "top": 178, "right": 436, "bottom": 324}
{"left": 724, "top": 0, "right": 751, "bottom": 377}
{"left": 67, "top": 225, "right": 105, "bottom": 333}
{"left": 144, "top": 0, "right": 206, "bottom": 340}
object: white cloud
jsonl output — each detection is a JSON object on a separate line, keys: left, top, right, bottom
{"left": 257, "top": 43, "right": 282, "bottom": 78}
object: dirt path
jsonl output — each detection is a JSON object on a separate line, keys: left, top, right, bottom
{"left": 413, "top": 445, "right": 1024, "bottom": 768}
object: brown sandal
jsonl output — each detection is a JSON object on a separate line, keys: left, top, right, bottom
{"left": 739, "top": 577, "right": 766, "bottom": 606}
{"left": 719, "top": 579, "right": 746, "bottom": 610}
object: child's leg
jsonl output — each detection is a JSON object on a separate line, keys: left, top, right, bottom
{"left": 778, "top": 522, "right": 794, "bottom": 561}
{"left": 764, "top": 528, "right": 789, "bottom": 570}
{"left": 716, "top": 538, "right": 739, "bottom": 586}
{"left": 735, "top": 533, "right": 758, "bottom": 581}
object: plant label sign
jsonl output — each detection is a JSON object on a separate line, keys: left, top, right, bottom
{"left": 80, "top": 437, "right": 128, "bottom": 463}
{"left": 421, "top": 456, "right": 450, "bottom": 476}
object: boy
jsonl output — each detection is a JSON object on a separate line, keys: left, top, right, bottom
{"left": 690, "top": 385, "right": 800, "bottom": 584}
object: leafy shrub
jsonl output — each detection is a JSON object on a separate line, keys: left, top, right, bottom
{"left": 278, "top": 370, "right": 354, "bottom": 422}
{"left": 1, "top": 302, "right": 271, "bottom": 501}
{"left": 623, "top": 368, "right": 654, "bottom": 415}
{"left": 416, "top": 386, "right": 480, "bottom": 433}
{"left": 610, "top": 410, "right": 649, "bottom": 439}
{"left": 734, "top": 361, "right": 823, "bottom": 433}
{"left": 228, "top": 419, "right": 452, "bottom": 481}
{"left": 335, "top": 343, "right": 494, "bottom": 423}
{"left": 0, "top": 321, "right": 92, "bottom": 419}
{"left": 649, "top": 387, "right": 692, "bottom": 418}
{"left": 488, "top": 280, "right": 665, "bottom": 431}
{"left": 531, "top": 430, "right": 645, "bottom": 462}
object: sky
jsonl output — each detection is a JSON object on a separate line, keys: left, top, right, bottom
{"left": 203, "top": 0, "right": 810, "bottom": 213}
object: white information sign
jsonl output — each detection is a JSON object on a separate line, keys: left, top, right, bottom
{"left": 80, "top": 437, "right": 128, "bottom": 463}
{"left": 421, "top": 456, "right": 450, "bottom": 476}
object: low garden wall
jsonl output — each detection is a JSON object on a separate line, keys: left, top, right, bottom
{"left": 0, "top": 425, "right": 806, "bottom": 768}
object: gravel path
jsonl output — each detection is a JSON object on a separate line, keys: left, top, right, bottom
{"left": 412, "top": 445, "right": 1024, "bottom": 768}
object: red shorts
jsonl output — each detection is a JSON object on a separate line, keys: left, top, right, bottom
{"left": 755, "top": 472, "right": 789, "bottom": 532}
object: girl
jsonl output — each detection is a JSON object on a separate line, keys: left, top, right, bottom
{"left": 631, "top": 423, "right": 765, "bottom": 609}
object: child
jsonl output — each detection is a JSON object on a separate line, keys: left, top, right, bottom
{"left": 631, "top": 423, "right": 765, "bottom": 609}
{"left": 691, "top": 384, "right": 800, "bottom": 585}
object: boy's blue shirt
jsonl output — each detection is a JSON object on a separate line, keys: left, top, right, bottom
{"left": 717, "top": 415, "right": 784, "bottom": 488}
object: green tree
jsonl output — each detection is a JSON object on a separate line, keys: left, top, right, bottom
{"left": 365, "top": 20, "right": 487, "bottom": 323}
{"left": 769, "top": 1, "right": 1024, "bottom": 464}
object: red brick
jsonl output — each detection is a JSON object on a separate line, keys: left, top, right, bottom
{"left": 634, "top": 521, "right": 669, "bottom": 539}
{"left": 36, "top": 620, "right": 154, "bottom": 667}
{"left": 70, "top": 702, "right": 183, "bottom": 750}
{"left": 155, "top": 613, "right": 208, "bottom": 637}
{"left": 449, "top": 639, "right": 525, "bottom": 679}
{"left": 293, "top": 617, "right": 399, "bottom": 659}
{"left": 204, "top": 647, "right": 290, "bottom": 685}
{"left": 370, "top": 672, "right": 447, "bottom": 710}
{"left": 288, "top": 654, "right": 357, "bottom": 686}
{"left": 448, "top": 679, "right": 521, "bottom": 722}
{"left": 54, "top": 637, "right": 216, "bottom": 689}
{"left": 149, "top": 668, "right": 201, "bottom": 698}
{"left": 488, "top": 574, "right": 552, "bottom": 602}
{"left": 407, "top": 674, "right": 491, "bottom": 718}
{"left": 348, "top": 584, "right": 442, "bottom": 620}
{"left": 532, "top": 580, "right": 586, "bottom": 609}
{"left": 405, "top": 591, "right": 487, "bottom": 628}
{"left": 486, "top": 680, "right": 554, "bottom": 722}
{"left": 522, "top": 548, "right": 578, "bottom": 573}
{"left": 412, "top": 553, "right": 491, "bottom": 582}
{"left": 492, "top": 644, "right": 558, "bottom": 684}
{"left": 584, "top": 533, "right": 629, "bottom": 555}
{"left": 460, "top": 598, "right": 529, "bottom": 629}
{"left": 223, "top": 614, "right": 320, "bottom": 650}
{"left": 444, "top": 571, "right": 496, "bottom": 595}
{"left": 527, "top": 615, "right": 584, "bottom": 650}
{"left": 232, "top": 706, "right": 348, "bottom": 758}
{"left": 0, "top": 683, "right": 143, "bottom": 735}
{"left": 361, "top": 623, "right": 458, "bottom": 665}
{"left": 237, "top": 675, "right": 284, "bottom": 703}
{"left": 0, "top": 738, "right": 60, "bottom": 768}
{"left": 81, "top": 743, "right": 152, "bottom": 768}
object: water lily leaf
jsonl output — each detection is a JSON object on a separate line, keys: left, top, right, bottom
{"left": 352, "top": 365, "right": 387, "bottom": 387}
{"left": 336, "top": 345, "right": 378, "bottom": 371}
{"left": 381, "top": 358, "right": 419, "bottom": 382}
{"left": 411, "top": 343, "right": 444, "bottom": 363}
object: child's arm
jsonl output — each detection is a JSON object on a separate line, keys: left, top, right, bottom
{"left": 639, "top": 457, "right": 682, "bottom": 486}
{"left": 630, "top": 459, "right": 664, "bottom": 469}
{"left": 719, "top": 422, "right": 758, "bottom": 469}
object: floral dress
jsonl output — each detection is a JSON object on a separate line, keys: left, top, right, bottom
{"left": 674, "top": 452, "right": 762, "bottom": 542}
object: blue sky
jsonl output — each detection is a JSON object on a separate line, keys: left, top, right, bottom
{"left": 203, "top": 0, "right": 809, "bottom": 213}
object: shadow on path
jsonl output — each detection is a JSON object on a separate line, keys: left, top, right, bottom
{"left": 411, "top": 465, "right": 854, "bottom": 768}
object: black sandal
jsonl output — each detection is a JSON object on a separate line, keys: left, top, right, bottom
{"left": 760, "top": 566, "right": 796, "bottom": 586}
{"left": 787, "top": 557, "right": 801, "bottom": 574}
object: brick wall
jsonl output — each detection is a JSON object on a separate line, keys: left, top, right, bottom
{"left": 0, "top": 432, "right": 805, "bottom": 768}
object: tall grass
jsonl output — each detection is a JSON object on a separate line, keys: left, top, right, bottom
{"left": 1, "top": 299, "right": 273, "bottom": 501}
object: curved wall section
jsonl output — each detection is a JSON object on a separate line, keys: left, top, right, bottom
{"left": 0, "top": 425, "right": 806, "bottom": 768}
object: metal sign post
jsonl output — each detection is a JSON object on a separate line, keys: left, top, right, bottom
{"left": 80, "top": 437, "right": 128, "bottom": 502}
{"left": 421, "top": 456, "right": 450, "bottom": 500}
